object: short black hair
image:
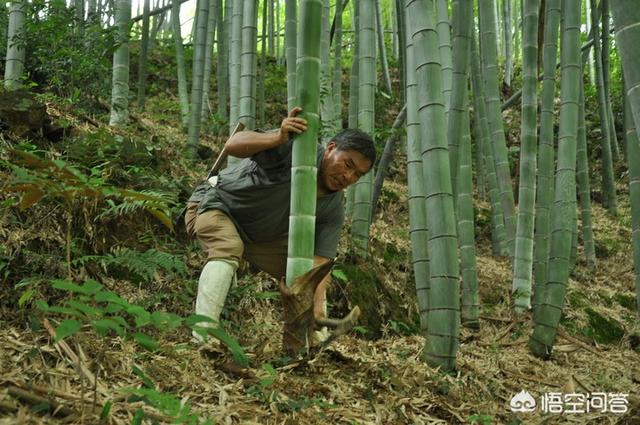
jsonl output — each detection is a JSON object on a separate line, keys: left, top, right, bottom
{"left": 331, "top": 128, "right": 376, "bottom": 165}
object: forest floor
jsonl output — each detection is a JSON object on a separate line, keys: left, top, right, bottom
{"left": 1, "top": 59, "right": 640, "bottom": 424}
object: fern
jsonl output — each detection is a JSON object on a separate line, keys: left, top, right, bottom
{"left": 73, "top": 248, "right": 187, "bottom": 283}
{"left": 2, "top": 148, "right": 175, "bottom": 231}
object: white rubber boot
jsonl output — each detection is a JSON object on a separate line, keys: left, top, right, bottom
{"left": 192, "top": 259, "right": 238, "bottom": 343}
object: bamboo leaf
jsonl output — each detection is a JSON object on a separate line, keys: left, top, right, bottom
{"left": 92, "top": 318, "right": 125, "bottom": 337}
{"left": 55, "top": 319, "right": 82, "bottom": 341}
{"left": 133, "top": 332, "right": 160, "bottom": 351}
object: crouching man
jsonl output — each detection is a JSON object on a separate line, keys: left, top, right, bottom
{"left": 185, "top": 107, "right": 375, "bottom": 342}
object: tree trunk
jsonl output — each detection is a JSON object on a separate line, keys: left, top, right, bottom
{"left": 479, "top": 0, "right": 517, "bottom": 256}
{"left": 200, "top": 0, "right": 219, "bottom": 124}
{"left": 625, "top": 92, "right": 640, "bottom": 313}
{"left": 529, "top": 0, "right": 580, "bottom": 359}
{"left": 229, "top": 0, "right": 243, "bottom": 131}
{"left": 137, "top": 0, "right": 151, "bottom": 109}
{"left": 375, "top": 0, "right": 392, "bottom": 94}
{"left": 285, "top": 0, "right": 297, "bottom": 110}
{"left": 503, "top": 0, "right": 513, "bottom": 86}
{"left": 371, "top": 105, "right": 407, "bottom": 220}
{"left": 258, "top": 0, "right": 267, "bottom": 125}
{"left": 446, "top": 0, "right": 473, "bottom": 197}
{"left": 217, "top": 0, "right": 228, "bottom": 120}
{"left": 351, "top": 0, "right": 376, "bottom": 258}
{"left": 532, "top": 0, "right": 560, "bottom": 316}
{"left": 470, "top": 30, "right": 508, "bottom": 256}
{"left": 611, "top": 0, "right": 640, "bottom": 143}
{"left": 407, "top": 0, "right": 460, "bottom": 373}
{"left": 404, "top": 26, "right": 430, "bottom": 334}
{"left": 601, "top": 0, "right": 620, "bottom": 161}
{"left": 457, "top": 88, "right": 479, "bottom": 329}
{"left": 512, "top": 0, "right": 540, "bottom": 314}
{"left": 186, "top": 0, "right": 210, "bottom": 153}
{"left": 3, "top": 0, "right": 26, "bottom": 90}
{"left": 435, "top": 0, "right": 453, "bottom": 113}
{"left": 286, "top": 0, "right": 322, "bottom": 285}
{"left": 576, "top": 80, "right": 596, "bottom": 270}
{"left": 320, "top": 0, "right": 334, "bottom": 137}
{"left": 345, "top": 1, "right": 359, "bottom": 219}
{"left": 590, "top": 0, "right": 617, "bottom": 215}
{"left": 109, "top": 0, "right": 132, "bottom": 127}
{"left": 332, "top": 0, "right": 344, "bottom": 132}
{"left": 238, "top": 0, "right": 257, "bottom": 130}
{"left": 172, "top": 0, "right": 189, "bottom": 128}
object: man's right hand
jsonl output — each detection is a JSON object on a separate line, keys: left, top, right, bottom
{"left": 276, "top": 107, "right": 308, "bottom": 145}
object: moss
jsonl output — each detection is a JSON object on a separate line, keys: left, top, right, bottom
{"left": 614, "top": 293, "right": 636, "bottom": 311}
{"left": 341, "top": 264, "right": 384, "bottom": 338}
{"left": 338, "top": 263, "right": 413, "bottom": 339}
{"left": 582, "top": 308, "right": 625, "bottom": 344}
{"left": 566, "top": 290, "right": 589, "bottom": 309}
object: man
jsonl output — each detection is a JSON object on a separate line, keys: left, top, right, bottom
{"left": 185, "top": 107, "right": 375, "bottom": 340}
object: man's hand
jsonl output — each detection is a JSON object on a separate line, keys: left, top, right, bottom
{"left": 277, "top": 107, "right": 308, "bottom": 145}
{"left": 225, "top": 108, "right": 309, "bottom": 157}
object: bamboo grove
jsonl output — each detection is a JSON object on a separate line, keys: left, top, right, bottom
{"left": 3, "top": 0, "right": 640, "bottom": 373}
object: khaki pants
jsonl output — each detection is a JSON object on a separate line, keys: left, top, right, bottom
{"left": 185, "top": 202, "right": 288, "bottom": 279}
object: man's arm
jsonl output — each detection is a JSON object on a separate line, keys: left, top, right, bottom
{"left": 313, "top": 255, "right": 332, "bottom": 319}
{"left": 225, "top": 107, "right": 308, "bottom": 158}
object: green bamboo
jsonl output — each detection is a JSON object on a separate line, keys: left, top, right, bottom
{"left": 276, "top": 0, "right": 281, "bottom": 61}
{"left": 513, "top": 0, "right": 520, "bottom": 61}
{"left": 529, "top": 0, "right": 581, "bottom": 359}
{"left": 286, "top": 0, "right": 322, "bottom": 285}
{"left": 590, "top": 0, "right": 617, "bottom": 215}
{"left": 332, "top": 0, "right": 343, "bottom": 131}
{"left": 351, "top": 0, "right": 376, "bottom": 258}
{"left": 512, "top": 0, "right": 539, "bottom": 314}
{"left": 345, "top": 2, "right": 359, "bottom": 219}
{"left": 479, "top": 0, "right": 517, "bottom": 256}
{"left": 229, "top": 0, "right": 243, "bottom": 132}
{"left": 395, "top": 0, "right": 407, "bottom": 105}
{"left": 136, "top": 0, "right": 151, "bottom": 109}
{"left": 471, "top": 29, "right": 508, "bottom": 257}
{"left": 285, "top": 0, "right": 297, "bottom": 110}
{"left": 217, "top": 0, "right": 229, "bottom": 120}
{"left": 435, "top": 0, "right": 453, "bottom": 112}
{"left": 576, "top": 80, "right": 596, "bottom": 270}
{"left": 320, "top": 0, "right": 334, "bottom": 137}
{"left": 611, "top": 1, "right": 640, "bottom": 141}
{"left": 625, "top": 93, "right": 640, "bottom": 313}
{"left": 375, "top": 0, "right": 392, "bottom": 94}
{"left": 600, "top": 0, "right": 620, "bottom": 161}
{"left": 405, "top": 28, "right": 430, "bottom": 333}
{"left": 532, "top": 0, "right": 560, "bottom": 315}
{"left": 268, "top": 0, "right": 274, "bottom": 55}
{"left": 3, "top": 0, "right": 26, "bottom": 90}
{"left": 446, "top": 0, "right": 473, "bottom": 196}
{"left": 186, "top": 0, "right": 210, "bottom": 153}
{"left": 457, "top": 87, "right": 479, "bottom": 328}
{"left": 172, "top": 0, "right": 189, "bottom": 128}
{"left": 258, "top": 0, "right": 267, "bottom": 124}
{"left": 503, "top": 0, "right": 513, "bottom": 86}
{"left": 239, "top": 0, "right": 257, "bottom": 130}
{"left": 569, "top": 207, "right": 578, "bottom": 272}
{"left": 200, "top": 0, "right": 219, "bottom": 123}
{"left": 109, "top": 0, "right": 132, "bottom": 126}
{"left": 407, "top": 0, "right": 460, "bottom": 372}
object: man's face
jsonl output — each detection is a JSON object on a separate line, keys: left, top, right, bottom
{"left": 319, "top": 141, "right": 373, "bottom": 192}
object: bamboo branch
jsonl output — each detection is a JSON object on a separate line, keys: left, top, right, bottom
{"left": 42, "top": 319, "right": 108, "bottom": 397}
{"left": 7, "top": 385, "right": 77, "bottom": 417}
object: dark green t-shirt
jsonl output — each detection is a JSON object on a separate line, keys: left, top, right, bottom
{"left": 189, "top": 139, "right": 344, "bottom": 258}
